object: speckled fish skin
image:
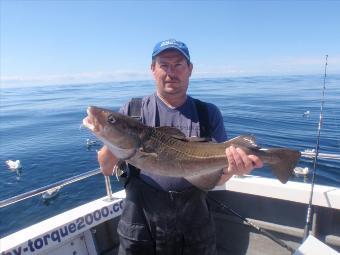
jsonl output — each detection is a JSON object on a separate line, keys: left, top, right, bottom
{"left": 83, "top": 106, "right": 301, "bottom": 190}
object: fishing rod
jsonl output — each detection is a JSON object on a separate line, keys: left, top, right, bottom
{"left": 207, "top": 195, "right": 296, "bottom": 254}
{"left": 302, "top": 55, "right": 328, "bottom": 241}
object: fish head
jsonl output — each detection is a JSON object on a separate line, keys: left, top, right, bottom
{"left": 83, "top": 106, "right": 141, "bottom": 159}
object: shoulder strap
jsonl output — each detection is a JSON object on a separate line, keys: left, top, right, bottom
{"left": 125, "top": 98, "right": 143, "bottom": 181}
{"left": 127, "top": 97, "right": 142, "bottom": 120}
{"left": 194, "top": 98, "right": 211, "bottom": 138}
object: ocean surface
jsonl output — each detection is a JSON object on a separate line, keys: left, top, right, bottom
{"left": 1, "top": 75, "right": 339, "bottom": 237}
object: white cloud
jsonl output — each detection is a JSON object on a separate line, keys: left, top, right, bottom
{"left": 2, "top": 55, "right": 339, "bottom": 88}
{"left": 267, "top": 55, "right": 339, "bottom": 74}
{"left": 194, "top": 55, "right": 340, "bottom": 78}
{"left": 0, "top": 70, "right": 152, "bottom": 88}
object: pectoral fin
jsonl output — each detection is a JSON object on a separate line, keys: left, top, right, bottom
{"left": 138, "top": 148, "right": 158, "bottom": 158}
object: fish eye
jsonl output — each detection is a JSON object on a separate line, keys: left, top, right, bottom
{"left": 108, "top": 114, "right": 116, "bottom": 124}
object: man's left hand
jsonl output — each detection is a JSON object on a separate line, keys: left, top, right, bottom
{"left": 217, "top": 145, "right": 263, "bottom": 185}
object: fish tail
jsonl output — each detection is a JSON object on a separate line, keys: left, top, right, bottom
{"left": 266, "top": 148, "right": 301, "bottom": 183}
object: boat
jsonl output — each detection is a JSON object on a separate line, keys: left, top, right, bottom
{"left": 1, "top": 161, "right": 339, "bottom": 255}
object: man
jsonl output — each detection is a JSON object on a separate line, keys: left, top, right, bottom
{"left": 98, "top": 39, "right": 263, "bottom": 255}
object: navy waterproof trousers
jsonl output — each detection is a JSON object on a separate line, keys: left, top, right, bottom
{"left": 117, "top": 176, "right": 217, "bottom": 255}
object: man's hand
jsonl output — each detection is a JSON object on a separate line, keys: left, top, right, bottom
{"left": 217, "top": 145, "right": 263, "bottom": 185}
{"left": 97, "top": 146, "right": 119, "bottom": 176}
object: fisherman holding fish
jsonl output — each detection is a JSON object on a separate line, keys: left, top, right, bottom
{"left": 95, "top": 39, "right": 264, "bottom": 255}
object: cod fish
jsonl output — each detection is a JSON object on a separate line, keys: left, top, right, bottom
{"left": 83, "top": 106, "right": 301, "bottom": 190}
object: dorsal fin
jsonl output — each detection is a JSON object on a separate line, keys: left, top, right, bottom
{"left": 186, "top": 137, "right": 211, "bottom": 143}
{"left": 156, "top": 126, "right": 187, "bottom": 140}
{"left": 224, "top": 135, "right": 259, "bottom": 148}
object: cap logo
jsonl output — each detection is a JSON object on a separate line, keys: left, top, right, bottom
{"left": 160, "top": 40, "right": 180, "bottom": 48}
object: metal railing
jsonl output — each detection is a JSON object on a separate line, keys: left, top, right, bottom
{"left": 1, "top": 149, "right": 339, "bottom": 209}
{"left": 301, "top": 149, "right": 340, "bottom": 160}
{"left": 0, "top": 168, "right": 105, "bottom": 208}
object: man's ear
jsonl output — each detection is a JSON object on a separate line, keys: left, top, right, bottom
{"left": 151, "top": 63, "right": 156, "bottom": 78}
{"left": 189, "top": 62, "right": 193, "bottom": 76}
{"left": 151, "top": 63, "right": 155, "bottom": 72}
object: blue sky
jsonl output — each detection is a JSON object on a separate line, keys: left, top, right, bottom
{"left": 1, "top": 1, "right": 339, "bottom": 87}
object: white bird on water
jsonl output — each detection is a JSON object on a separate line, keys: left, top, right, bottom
{"left": 42, "top": 187, "right": 61, "bottom": 201}
{"left": 86, "top": 138, "right": 97, "bottom": 146}
{"left": 303, "top": 110, "right": 310, "bottom": 117}
{"left": 294, "top": 166, "right": 310, "bottom": 176}
{"left": 5, "top": 160, "right": 22, "bottom": 171}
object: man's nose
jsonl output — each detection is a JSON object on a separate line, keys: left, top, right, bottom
{"left": 166, "top": 65, "right": 176, "bottom": 76}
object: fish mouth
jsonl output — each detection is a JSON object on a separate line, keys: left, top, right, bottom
{"left": 82, "top": 106, "right": 103, "bottom": 133}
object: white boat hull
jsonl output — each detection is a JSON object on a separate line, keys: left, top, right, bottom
{"left": 1, "top": 177, "right": 339, "bottom": 255}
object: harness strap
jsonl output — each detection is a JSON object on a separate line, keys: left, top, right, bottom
{"left": 127, "top": 97, "right": 143, "bottom": 120}
{"left": 125, "top": 98, "right": 143, "bottom": 183}
{"left": 193, "top": 98, "right": 211, "bottom": 138}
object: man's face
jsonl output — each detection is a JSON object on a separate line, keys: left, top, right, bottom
{"left": 151, "top": 49, "right": 193, "bottom": 99}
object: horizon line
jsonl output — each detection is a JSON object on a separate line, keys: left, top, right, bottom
{"left": 1, "top": 72, "right": 339, "bottom": 89}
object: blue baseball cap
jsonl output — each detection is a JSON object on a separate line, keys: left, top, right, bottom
{"left": 152, "top": 39, "right": 190, "bottom": 61}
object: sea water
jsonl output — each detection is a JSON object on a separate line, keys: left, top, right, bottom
{"left": 0, "top": 75, "right": 339, "bottom": 237}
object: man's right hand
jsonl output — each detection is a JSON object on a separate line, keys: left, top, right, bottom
{"left": 97, "top": 146, "right": 119, "bottom": 176}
